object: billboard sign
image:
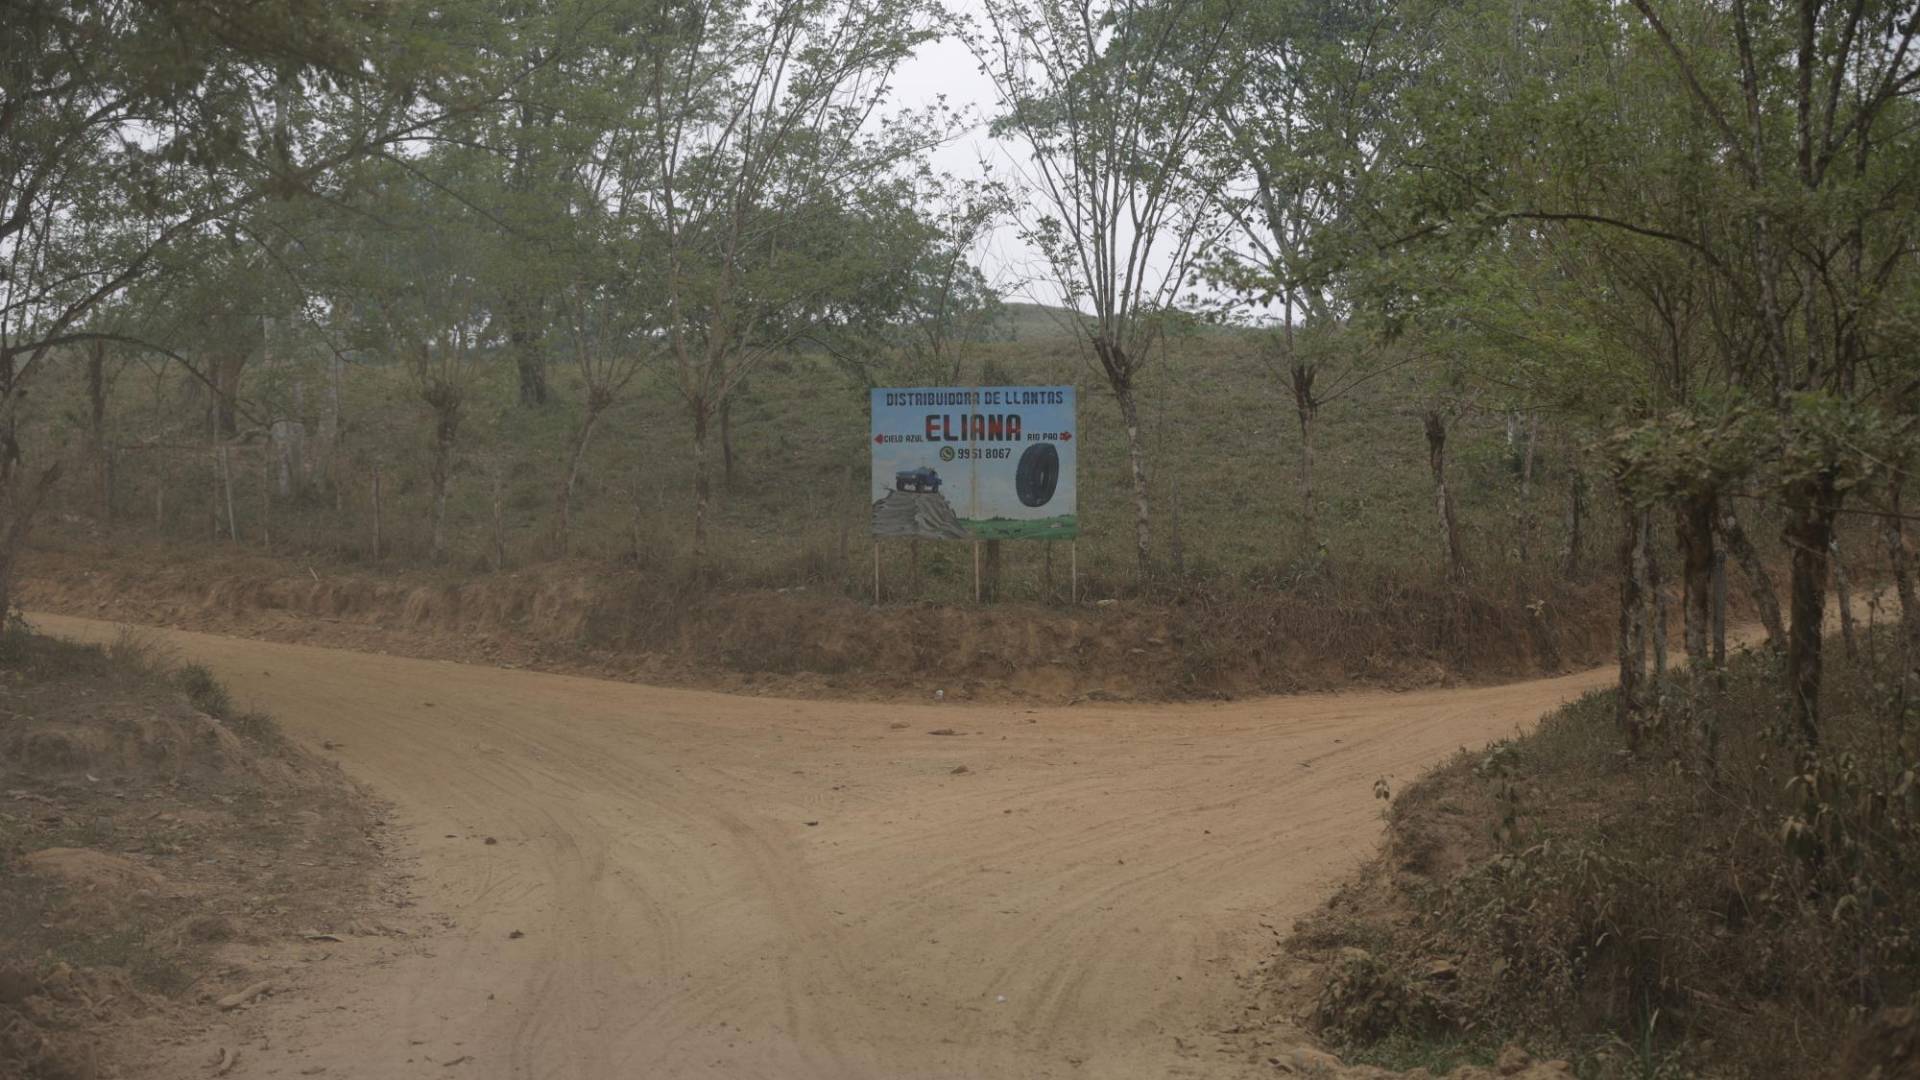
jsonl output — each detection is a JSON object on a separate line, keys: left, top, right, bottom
{"left": 870, "top": 386, "right": 1078, "bottom": 541}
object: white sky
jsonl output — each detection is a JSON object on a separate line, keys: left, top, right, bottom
{"left": 888, "top": 21, "right": 1069, "bottom": 310}
{"left": 884, "top": 18, "right": 1270, "bottom": 324}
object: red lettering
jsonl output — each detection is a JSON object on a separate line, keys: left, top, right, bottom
{"left": 1007, "top": 415, "right": 1022, "bottom": 442}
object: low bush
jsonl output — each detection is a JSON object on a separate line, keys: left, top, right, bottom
{"left": 1300, "top": 634, "right": 1920, "bottom": 1078}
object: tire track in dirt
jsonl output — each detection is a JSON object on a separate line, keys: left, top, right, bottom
{"left": 33, "top": 612, "right": 1617, "bottom": 1079}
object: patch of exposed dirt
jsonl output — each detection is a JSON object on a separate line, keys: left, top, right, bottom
{"left": 19, "top": 539, "right": 1617, "bottom": 704}
{"left": 0, "top": 630, "right": 404, "bottom": 1079}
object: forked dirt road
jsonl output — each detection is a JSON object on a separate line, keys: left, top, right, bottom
{"left": 36, "top": 612, "right": 1616, "bottom": 1080}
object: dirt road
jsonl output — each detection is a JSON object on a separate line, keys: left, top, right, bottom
{"left": 35, "top": 612, "right": 1615, "bottom": 1080}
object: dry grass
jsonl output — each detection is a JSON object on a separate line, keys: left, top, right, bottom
{"left": 0, "top": 620, "right": 389, "bottom": 1079}
{"left": 22, "top": 318, "right": 1670, "bottom": 695}
{"left": 1286, "top": 633, "right": 1920, "bottom": 1079}
{"left": 20, "top": 541, "right": 1619, "bottom": 701}
{"left": 40, "top": 316, "right": 1612, "bottom": 604}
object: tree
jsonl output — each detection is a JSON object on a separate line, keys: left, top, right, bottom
{"left": 1557, "top": 0, "right": 1919, "bottom": 739}
{"left": 617, "top": 0, "right": 945, "bottom": 555}
{"left": 1359, "top": 0, "right": 1920, "bottom": 741}
{"left": 1201, "top": 0, "right": 1410, "bottom": 553}
{"left": 892, "top": 174, "right": 1015, "bottom": 387}
{"left": 442, "top": 0, "right": 657, "bottom": 408}
{"left": 407, "top": 329, "right": 481, "bottom": 562}
{"left": 552, "top": 283, "right": 652, "bottom": 554}
{"left": 0, "top": 0, "right": 506, "bottom": 611}
{"left": 973, "top": 0, "right": 1246, "bottom": 581}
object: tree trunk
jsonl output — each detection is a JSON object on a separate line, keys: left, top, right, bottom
{"left": 1784, "top": 473, "right": 1839, "bottom": 744}
{"left": 1646, "top": 514, "right": 1667, "bottom": 678}
{"left": 320, "top": 312, "right": 346, "bottom": 494}
{"left": 219, "top": 446, "right": 238, "bottom": 544}
{"left": 720, "top": 396, "right": 736, "bottom": 491}
{"left": 1562, "top": 462, "right": 1587, "bottom": 579}
{"left": 1167, "top": 473, "right": 1185, "bottom": 578}
{"left": 1115, "top": 385, "right": 1153, "bottom": 583}
{"left": 0, "top": 355, "right": 59, "bottom": 612}
{"left": 259, "top": 455, "right": 271, "bottom": 550}
{"left": 1675, "top": 492, "right": 1717, "bottom": 665}
{"left": 0, "top": 463, "right": 62, "bottom": 619}
{"left": 1719, "top": 502, "right": 1785, "bottom": 650}
{"left": 556, "top": 405, "right": 604, "bottom": 557}
{"left": 372, "top": 465, "right": 384, "bottom": 561}
{"left": 836, "top": 455, "right": 853, "bottom": 581}
{"left": 209, "top": 451, "right": 220, "bottom": 541}
{"left": 85, "top": 342, "right": 110, "bottom": 521}
{"left": 270, "top": 381, "right": 306, "bottom": 499}
{"left": 1884, "top": 463, "right": 1919, "bottom": 665}
{"left": 431, "top": 473, "right": 450, "bottom": 560}
{"left": 1712, "top": 546, "right": 1728, "bottom": 669}
{"left": 1831, "top": 538, "right": 1858, "bottom": 662}
{"left": 1518, "top": 414, "right": 1538, "bottom": 565}
{"left": 211, "top": 354, "right": 245, "bottom": 438}
{"left": 627, "top": 478, "right": 645, "bottom": 565}
{"left": 491, "top": 471, "right": 507, "bottom": 572}
{"left": 1616, "top": 491, "right": 1649, "bottom": 750}
{"left": 430, "top": 424, "right": 455, "bottom": 562}
{"left": 1424, "top": 410, "right": 1465, "bottom": 585}
{"left": 1290, "top": 361, "right": 1317, "bottom": 550}
{"left": 507, "top": 291, "right": 547, "bottom": 407}
{"left": 691, "top": 400, "right": 712, "bottom": 558}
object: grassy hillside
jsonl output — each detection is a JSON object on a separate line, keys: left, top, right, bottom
{"left": 37, "top": 316, "right": 1605, "bottom": 609}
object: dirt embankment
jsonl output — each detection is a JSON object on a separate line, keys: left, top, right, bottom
{"left": 0, "top": 629, "right": 405, "bottom": 1080}
{"left": 1256, "top": 639, "right": 1920, "bottom": 1080}
{"left": 21, "top": 540, "right": 1616, "bottom": 702}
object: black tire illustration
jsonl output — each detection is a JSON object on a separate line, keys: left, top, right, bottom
{"left": 1015, "top": 443, "right": 1060, "bottom": 507}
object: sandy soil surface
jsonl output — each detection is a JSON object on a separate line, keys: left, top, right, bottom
{"left": 32, "top": 611, "right": 1615, "bottom": 1080}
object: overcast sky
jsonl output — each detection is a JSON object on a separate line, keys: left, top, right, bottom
{"left": 882, "top": 16, "right": 1267, "bottom": 323}
{"left": 887, "top": 16, "right": 1067, "bottom": 310}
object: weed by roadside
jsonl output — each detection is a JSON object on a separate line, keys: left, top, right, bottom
{"left": 176, "top": 663, "right": 231, "bottom": 717}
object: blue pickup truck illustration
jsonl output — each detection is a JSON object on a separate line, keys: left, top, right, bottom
{"left": 894, "top": 466, "right": 943, "bottom": 493}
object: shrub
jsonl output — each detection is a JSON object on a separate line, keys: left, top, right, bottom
{"left": 1307, "top": 634, "right": 1920, "bottom": 1078}
{"left": 176, "top": 664, "right": 232, "bottom": 719}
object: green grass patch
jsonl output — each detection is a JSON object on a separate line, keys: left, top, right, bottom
{"left": 963, "top": 514, "right": 1078, "bottom": 540}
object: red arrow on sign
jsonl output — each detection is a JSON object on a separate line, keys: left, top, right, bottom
{"left": 1059, "top": 431, "right": 1073, "bottom": 442}
{"left": 874, "top": 434, "right": 885, "bottom": 444}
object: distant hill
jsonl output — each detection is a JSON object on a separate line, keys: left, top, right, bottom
{"left": 998, "top": 301, "right": 1087, "bottom": 342}
{"left": 995, "top": 300, "right": 1244, "bottom": 343}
